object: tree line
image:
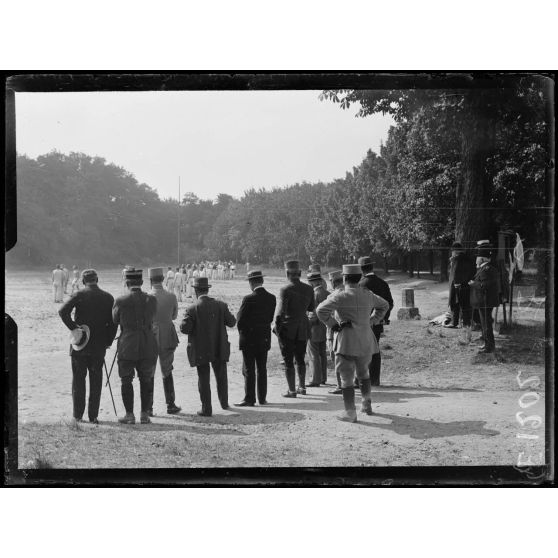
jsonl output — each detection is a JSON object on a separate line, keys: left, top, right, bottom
{"left": 9, "top": 79, "right": 550, "bottom": 285}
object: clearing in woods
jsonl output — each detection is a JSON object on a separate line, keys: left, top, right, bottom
{"left": 6, "top": 268, "right": 547, "bottom": 469}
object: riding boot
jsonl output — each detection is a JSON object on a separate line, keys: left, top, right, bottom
{"left": 121, "top": 377, "right": 134, "bottom": 414}
{"left": 296, "top": 363, "right": 306, "bottom": 394}
{"left": 139, "top": 378, "right": 153, "bottom": 414}
{"left": 163, "top": 374, "right": 176, "bottom": 406}
{"left": 338, "top": 387, "right": 357, "bottom": 422}
{"left": 283, "top": 366, "right": 297, "bottom": 396}
{"left": 359, "top": 378, "right": 373, "bottom": 415}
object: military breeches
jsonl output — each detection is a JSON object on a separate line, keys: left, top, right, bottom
{"left": 157, "top": 347, "right": 176, "bottom": 379}
{"left": 336, "top": 353, "right": 371, "bottom": 388}
{"left": 71, "top": 353, "right": 104, "bottom": 420}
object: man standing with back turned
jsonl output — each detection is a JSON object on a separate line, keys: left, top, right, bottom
{"left": 306, "top": 269, "right": 330, "bottom": 387}
{"left": 113, "top": 268, "right": 158, "bottom": 424}
{"left": 274, "top": 260, "right": 315, "bottom": 398}
{"left": 317, "top": 264, "right": 389, "bottom": 422}
{"left": 358, "top": 256, "right": 394, "bottom": 386}
{"left": 235, "top": 270, "right": 276, "bottom": 406}
{"left": 148, "top": 267, "right": 182, "bottom": 416}
{"left": 59, "top": 269, "right": 118, "bottom": 423}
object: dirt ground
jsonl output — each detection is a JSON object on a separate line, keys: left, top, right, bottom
{"left": 6, "top": 268, "right": 548, "bottom": 469}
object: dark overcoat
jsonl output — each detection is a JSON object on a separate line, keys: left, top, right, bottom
{"left": 112, "top": 289, "right": 158, "bottom": 361}
{"left": 274, "top": 279, "right": 315, "bottom": 341}
{"left": 236, "top": 286, "right": 276, "bottom": 351}
{"left": 59, "top": 284, "right": 118, "bottom": 356}
{"left": 359, "top": 272, "right": 394, "bottom": 330}
{"left": 150, "top": 285, "right": 179, "bottom": 350}
{"left": 180, "top": 295, "right": 236, "bottom": 366}
{"left": 470, "top": 263, "right": 500, "bottom": 308}
{"left": 308, "top": 284, "right": 330, "bottom": 342}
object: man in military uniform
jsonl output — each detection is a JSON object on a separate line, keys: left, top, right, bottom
{"left": 306, "top": 270, "right": 330, "bottom": 387}
{"left": 358, "top": 256, "right": 394, "bottom": 386}
{"left": 446, "top": 242, "right": 476, "bottom": 329}
{"left": 148, "top": 267, "right": 181, "bottom": 416}
{"left": 180, "top": 277, "right": 236, "bottom": 417}
{"left": 326, "top": 270, "right": 344, "bottom": 394}
{"left": 469, "top": 243, "right": 500, "bottom": 353}
{"left": 274, "top": 260, "right": 315, "bottom": 397}
{"left": 235, "top": 270, "right": 277, "bottom": 406}
{"left": 317, "top": 264, "right": 389, "bottom": 422}
{"left": 59, "top": 269, "right": 118, "bottom": 423}
{"left": 113, "top": 268, "right": 158, "bottom": 424}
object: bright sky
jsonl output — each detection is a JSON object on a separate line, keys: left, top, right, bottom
{"left": 15, "top": 90, "right": 393, "bottom": 201}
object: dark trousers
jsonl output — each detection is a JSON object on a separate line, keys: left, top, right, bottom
{"left": 278, "top": 337, "right": 308, "bottom": 391}
{"left": 71, "top": 353, "right": 104, "bottom": 421}
{"left": 241, "top": 349, "right": 268, "bottom": 404}
{"left": 478, "top": 307, "right": 495, "bottom": 350}
{"left": 308, "top": 339, "right": 327, "bottom": 384}
{"left": 118, "top": 358, "right": 156, "bottom": 414}
{"left": 368, "top": 327, "right": 382, "bottom": 385}
{"left": 450, "top": 284, "right": 472, "bottom": 327}
{"left": 197, "top": 361, "right": 228, "bottom": 415}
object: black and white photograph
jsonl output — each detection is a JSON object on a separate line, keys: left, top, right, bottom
{"left": 3, "top": 73, "right": 555, "bottom": 484}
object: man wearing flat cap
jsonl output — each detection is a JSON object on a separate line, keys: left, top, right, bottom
{"left": 180, "top": 276, "right": 236, "bottom": 416}
{"left": 306, "top": 270, "right": 330, "bottom": 387}
{"left": 358, "top": 256, "right": 394, "bottom": 386}
{"left": 446, "top": 242, "right": 476, "bottom": 330}
{"left": 235, "top": 270, "right": 276, "bottom": 406}
{"left": 274, "top": 260, "right": 315, "bottom": 397}
{"left": 469, "top": 242, "right": 500, "bottom": 353}
{"left": 317, "top": 264, "right": 389, "bottom": 422}
{"left": 148, "top": 267, "right": 181, "bottom": 415}
{"left": 59, "top": 269, "right": 118, "bottom": 423}
{"left": 113, "top": 268, "right": 159, "bottom": 424}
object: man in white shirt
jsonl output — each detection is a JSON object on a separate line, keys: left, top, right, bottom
{"left": 52, "top": 264, "right": 65, "bottom": 303}
{"left": 173, "top": 266, "right": 183, "bottom": 302}
{"left": 165, "top": 266, "right": 175, "bottom": 291}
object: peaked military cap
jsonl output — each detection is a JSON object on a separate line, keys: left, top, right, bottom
{"left": 148, "top": 267, "right": 164, "bottom": 279}
{"left": 81, "top": 268, "right": 98, "bottom": 282}
{"left": 124, "top": 268, "right": 143, "bottom": 280}
{"left": 328, "top": 270, "right": 343, "bottom": 282}
{"left": 358, "top": 256, "right": 373, "bottom": 267}
{"left": 285, "top": 260, "right": 301, "bottom": 271}
{"left": 342, "top": 264, "right": 362, "bottom": 275}
{"left": 247, "top": 270, "right": 264, "bottom": 280}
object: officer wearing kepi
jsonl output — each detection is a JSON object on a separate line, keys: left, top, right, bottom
{"left": 148, "top": 267, "right": 181, "bottom": 415}
{"left": 113, "top": 268, "right": 158, "bottom": 424}
{"left": 317, "top": 264, "right": 389, "bottom": 422}
{"left": 274, "top": 260, "right": 315, "bottom": 397}
{"left": 306, "top": 269, "right": 330, "bottom": 387}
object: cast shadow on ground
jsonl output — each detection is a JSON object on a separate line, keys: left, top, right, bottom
{"left": 97, "top": 420, "right": 247, "bottom": 435}
{"left": 367, "top": 412, "right": 501, "bottom": 440}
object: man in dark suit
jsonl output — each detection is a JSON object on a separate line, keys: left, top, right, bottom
{"left": 469, "top": 243, "right": 500, "bottom": 353}
{"left": 446, "top": 242, "right": 476, "bottom": 329}
{"left": 274, "top": 260, "right": 315, "bottom": 397}
{"left": 358, "top": 256, "right": 394, "bottom": 386}
{"left": 235, "top": 270, "right": 276, "bottom": 406}
{"left": 326, "top": 270, "right": 344, "bottom": 394}
{"left": 180, "top": 276, "right": 236, "bottom": 417}
{"left": 113, "top": 268, "right": 158, "bottom": 424}
{"left": 306, "top": 270, "right": 330, "bottom": 387}
{"left": 59, "top": 269, "right": 118, "bottom": 423}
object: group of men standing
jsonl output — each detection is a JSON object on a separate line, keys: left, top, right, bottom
{"left": 58, "top": 255, "right": 395, "bottom": 424}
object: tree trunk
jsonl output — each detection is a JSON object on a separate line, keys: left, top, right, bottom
{"left": 429, "top": 249, "right": 434, "bottom": 275}
{"left": 455, "top": 93, "right": 496, "bottom": 248}
{"left": 439, "top": 248, "right": 449, "bottom": 282}
{"left": 408, "top": 252, "right": 414, "bottom": 278}
{"left": 383, "top": 255, "right": 389, "bottom": 275}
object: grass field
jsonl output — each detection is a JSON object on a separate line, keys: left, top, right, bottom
{"left": 5, "top": 268, "right": 549, "bottom": 472}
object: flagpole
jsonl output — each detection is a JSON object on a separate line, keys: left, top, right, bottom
{"left": 177, "top": 176, "right": 181, "bottom": 267}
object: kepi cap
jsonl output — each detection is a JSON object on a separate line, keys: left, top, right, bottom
{"left": 285, "top": 260, "right": 300, "bottom": 271}
{"left": 148, "top": 267, "right": 164, "bottom": 279}
{"left": 124, "top": 268, "right": 143, "bottom": 280}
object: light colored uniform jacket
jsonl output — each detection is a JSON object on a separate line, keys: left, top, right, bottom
{"left": 150, "top": 285, "right": 179, "bottom": 350}
{"left": 317, "top": 285, "right": 389, "bottom": 358}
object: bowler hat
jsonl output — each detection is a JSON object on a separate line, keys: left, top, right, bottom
{"left": 124, "top": 267, "right": 143, "bottom": 280}
{"left": 342, "top": 264, "right": 362, "bottom": 275}
{"left": 308, "top": 264, "right": 321, "bottom": 272}
{"left": 328, "top": 270, "right": 343, "bottom": 282}
{"left": 247, "top": 270, "right": 264, "bottom": 280}
{"left": 193, "top": 277, "right": 211, "bottom": 289}
{"left": 81, "top": 268, "right": 98, "bottom": 282}
{"left": 148, "top": 267, "right": 164, "bottom": 279}
{"left": 358, "top": 256, "right": 373, "bottom": 267}
{"left": 285, "top": 260, "right": 300, "bottom": 271}
{"left": 307, "top": 271, "right": 322, "bottom": 281}
{"left": 69, "top": 324, "right": 90, "bottom": 351}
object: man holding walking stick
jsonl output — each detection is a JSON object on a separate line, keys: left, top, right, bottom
{"left": 59, "top": 269, "right": 118, "bottom": 424}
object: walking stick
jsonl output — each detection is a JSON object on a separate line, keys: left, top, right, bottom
{"left": 103, "top": 359, "right": 118, "bottom": 416}
{"left": 105, "top": 339, "right": 119, "bottom": 387}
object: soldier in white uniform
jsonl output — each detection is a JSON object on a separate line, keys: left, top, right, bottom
{"left": 317, "top": 264, "right": 389, "bottom": 422}
{"left": 165, "top": 266, "right": 175, "bottom": 291}
{"left": 173, "top": 266, "right": 183, "bottom": 302}
{"left": 52, "top": 264, "right": 65, "bottom": 303}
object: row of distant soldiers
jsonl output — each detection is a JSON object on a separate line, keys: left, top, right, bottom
{"left": 58, "top": 256, "right": 394, "bottom": 424}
